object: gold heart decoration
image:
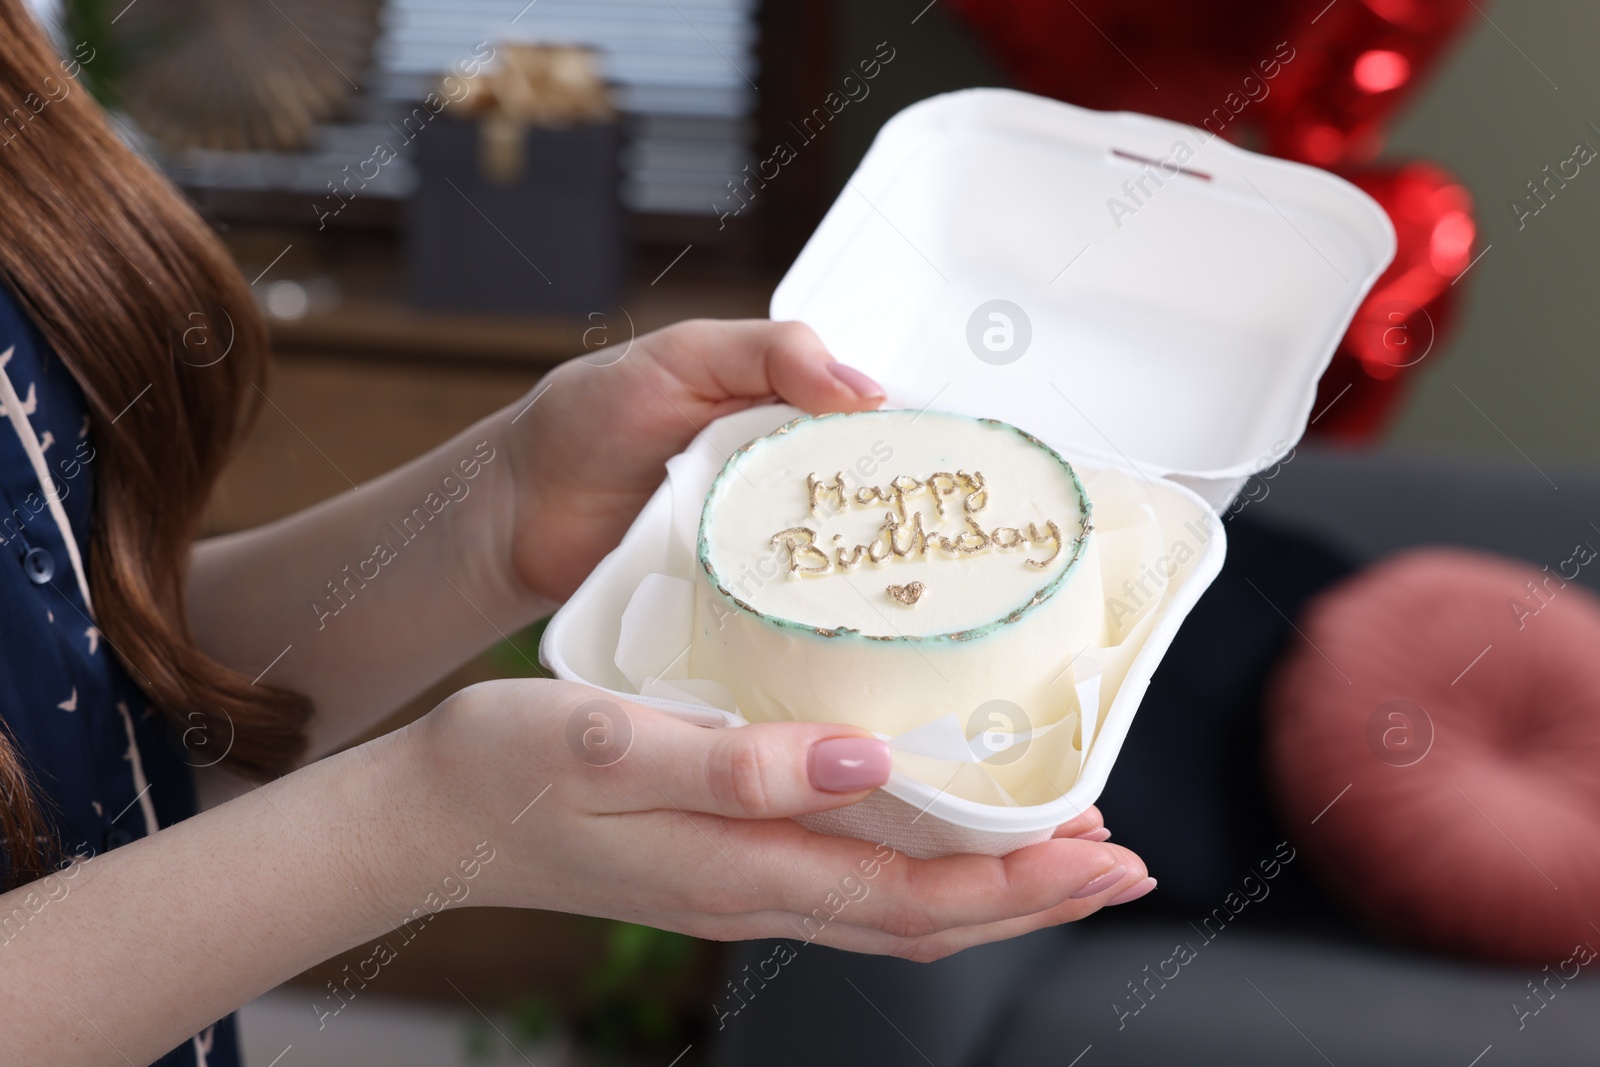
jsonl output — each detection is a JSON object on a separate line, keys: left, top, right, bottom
{"left": 886, "top": 581, "right": 926, "bottom": 607}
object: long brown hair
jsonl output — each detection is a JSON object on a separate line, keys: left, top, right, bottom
{"left": 0, "top": 1, "right": 311, "bottom": 886}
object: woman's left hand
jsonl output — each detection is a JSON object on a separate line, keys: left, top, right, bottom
{"left": 501, "top": 319, "right": 886, "bottom": 602}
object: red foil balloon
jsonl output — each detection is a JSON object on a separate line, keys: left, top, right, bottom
{"left": 1262, "top": 0, "right": 1476, "bottom": 166}
{"left": 1311, "top": 162, "right": 1475, "bottom": 439}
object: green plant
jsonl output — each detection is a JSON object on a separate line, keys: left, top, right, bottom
{"left": 574, "top": 921, "right": 698, "bottom": 1058}
{"left": 463, "top": 992, "right": 556, "bottom": 1064}
{"left": 483, "top": 616, "right": 552, "bottom": 678}
{"left": 460, "top": 921, "right": 700, "bottom": 1063}
{"left": 58, "top": 0, "right": 133, "bottom": 108}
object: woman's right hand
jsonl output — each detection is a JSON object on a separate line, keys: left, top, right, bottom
{"left": 397, "top": 678, "right": 1153, "bottom": 962}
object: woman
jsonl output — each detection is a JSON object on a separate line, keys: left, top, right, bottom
{"left": 0, "top": 5, "right": 1152, "bottom": 1064}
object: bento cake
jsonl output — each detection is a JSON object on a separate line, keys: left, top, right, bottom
{"left": 690, "top": 410, "right": 1104, "bottom": 735}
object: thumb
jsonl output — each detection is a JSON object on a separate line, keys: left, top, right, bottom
{"left": 618, "top": 710, "right": 893, "bottom": 820}
{"left": 649, "top": 319, "right": 886, "bottom": 415}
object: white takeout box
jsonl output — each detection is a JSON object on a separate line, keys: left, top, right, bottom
{"left": 542, "top": 89, "right": 1395, "bottom": 857}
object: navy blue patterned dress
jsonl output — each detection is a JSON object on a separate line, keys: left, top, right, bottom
{"left": 0, "top": 282, "right": 239, "bottom": 1066}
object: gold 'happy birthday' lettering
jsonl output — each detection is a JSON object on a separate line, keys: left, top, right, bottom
{"left": 770, "top": 469, "right": 1063, "bottom": 577}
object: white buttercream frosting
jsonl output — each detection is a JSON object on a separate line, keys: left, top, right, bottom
{"left": 689, "top": 410, "right": 1106, "bottom": 736}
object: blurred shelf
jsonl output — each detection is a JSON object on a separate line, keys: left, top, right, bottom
{"left": 269, "top": 298, "right": 583, "bottom": 365}
{"left": 266, "top": 272, "right": 777, "bottom": 366}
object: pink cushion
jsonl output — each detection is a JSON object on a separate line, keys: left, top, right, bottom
{"left": 1265, "top": 547, "right": 1600, "bottom": 963}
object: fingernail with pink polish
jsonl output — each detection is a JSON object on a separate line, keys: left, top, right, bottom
{"left": 1109, "top": 877, "right": 1157, "bottom": 906}
{"left": 827, "top": 362, "right": 885, "bottom": 400}
{"left": 1074, "top": 826, "right": 1112, "bottom": 842}
{"left": 809, "top": 737, "right": 892, "bottom": 793}
{"left": 1070, "top": 864, "right": 1128, "bottom": 899}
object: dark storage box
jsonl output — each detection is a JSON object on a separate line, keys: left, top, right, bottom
{"left": 407, "top": 117, "right": 624, "bottom": 316}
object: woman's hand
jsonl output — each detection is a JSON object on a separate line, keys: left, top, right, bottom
{"left": 403, "top": 678, "right": 1154, "bottom": 962}
{"left": 500, "top": 319, "right": 886, "bottom": 603}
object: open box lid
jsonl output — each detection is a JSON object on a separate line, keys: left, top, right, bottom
{"left": 770, "top": 89, "right": 1396, "bottom": 510}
